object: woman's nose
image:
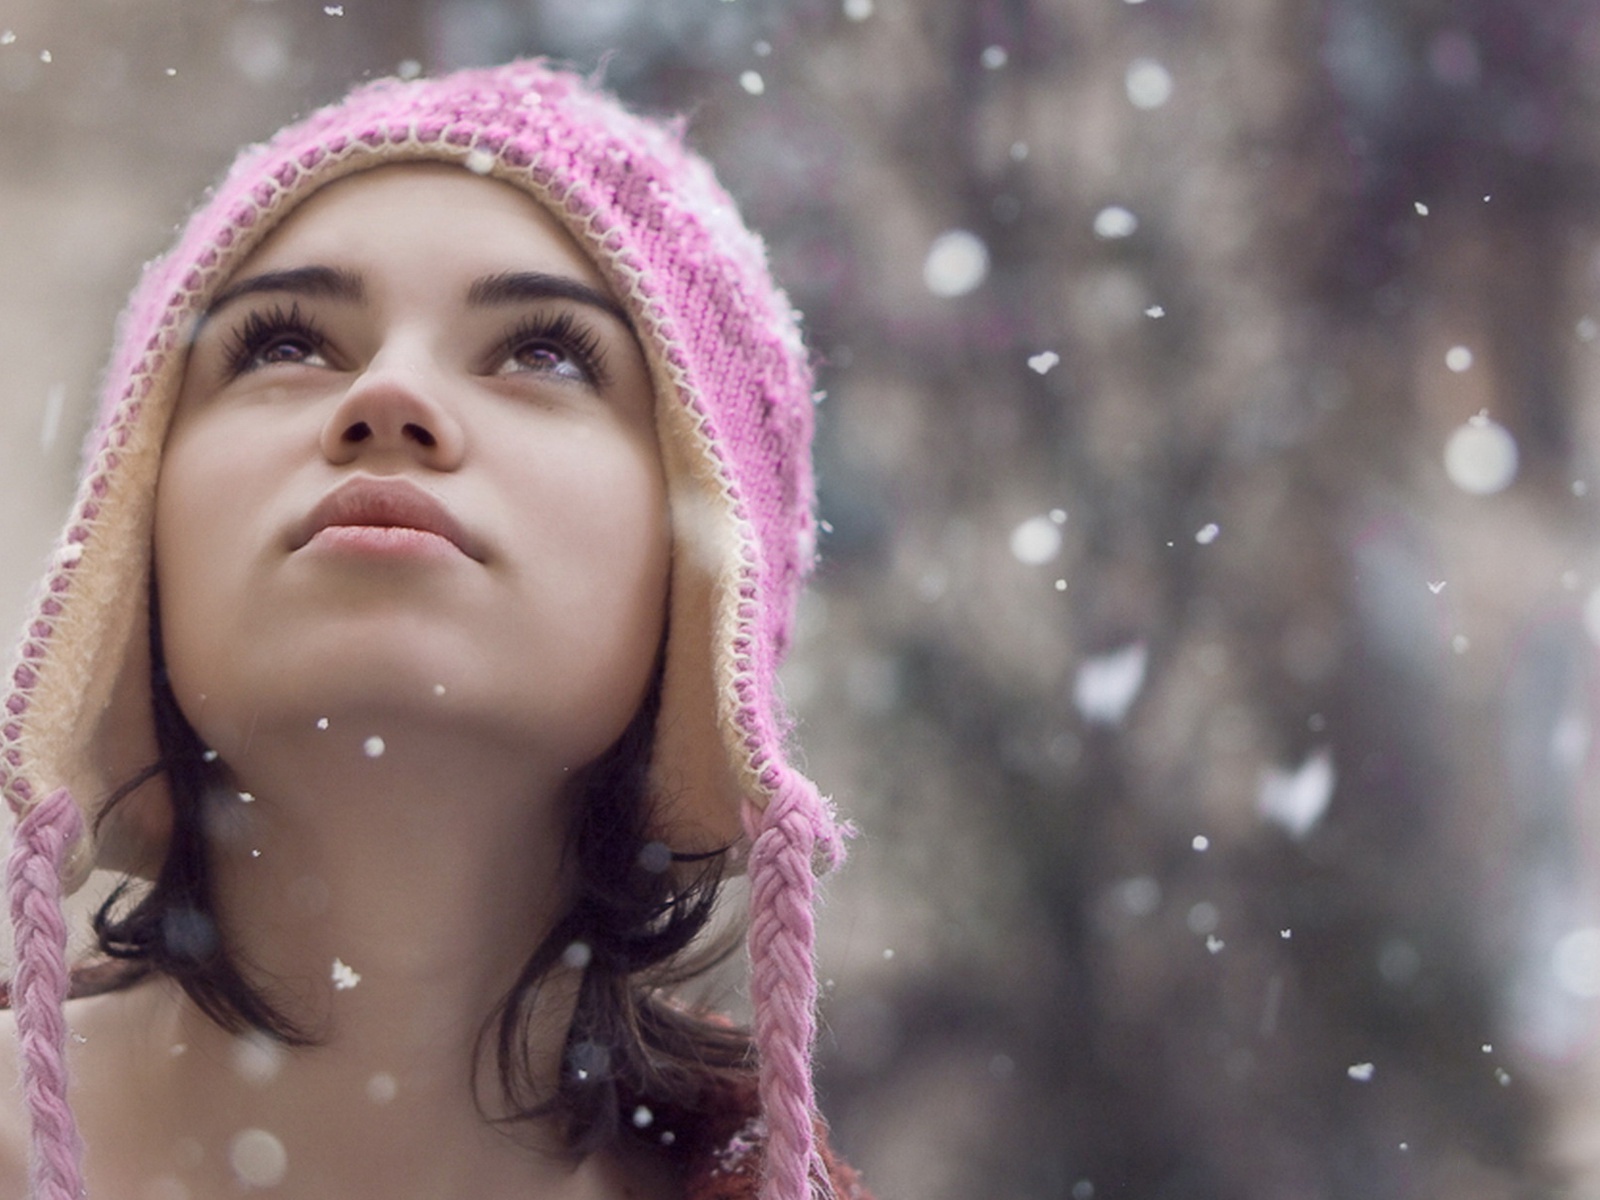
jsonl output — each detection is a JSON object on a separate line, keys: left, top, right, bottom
{"left": 319, "top": 358, "right": 466, "bottom": 470}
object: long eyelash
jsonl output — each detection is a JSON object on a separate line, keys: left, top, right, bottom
{"left": 502, "top": 310, "right": 611, "bottom": 387}
{"left": 221, "top": 302, "right": 327, "bottom": 379}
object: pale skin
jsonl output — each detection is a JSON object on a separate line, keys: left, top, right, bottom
{"left": 0, "top": 165, "right": 682, "bottom": 1198}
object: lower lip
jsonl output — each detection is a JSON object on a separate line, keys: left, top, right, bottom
{"left": 305, "top": 525, "right": 465, "bottom": 560}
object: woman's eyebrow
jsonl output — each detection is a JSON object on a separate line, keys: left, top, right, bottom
{"left": 205, "top": 265, "right": 366, "bottom": 316}
{"left": 467, "top": 271, "right": 632, "bottom": 329}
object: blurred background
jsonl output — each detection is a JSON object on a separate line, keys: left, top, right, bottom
{"left": 4, "top": 0, "right": 1600, "bottom": 1196}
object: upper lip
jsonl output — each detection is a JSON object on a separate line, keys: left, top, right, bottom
{"left": 293, "top": 477, "right": 483, "bottom": 560}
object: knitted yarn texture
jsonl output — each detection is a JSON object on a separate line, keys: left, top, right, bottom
{"left": 5, "top": 791, "right": 82, "bottom": 1200}
{"left": 1, "top": 60, "right": 847, "bottom": 1200}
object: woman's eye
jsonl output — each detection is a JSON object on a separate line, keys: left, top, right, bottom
{"left": 494, "top": 312, "right": 608, "bottom": 388}
{"left": 252, "top": 335, "right": 325, "bottom": 368}
{"left": 222, "top": 303, "right": 331, "bottom": 379}
{"left": 501, "top": 339, "right": 589, "bottom": 383}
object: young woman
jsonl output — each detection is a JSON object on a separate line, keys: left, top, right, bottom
{"left": 0, "top": 61, "right": 860, "bottom": 1200}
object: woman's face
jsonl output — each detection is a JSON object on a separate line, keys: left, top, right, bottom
{"left": 154, "top": 164, "right": 670, "bottom": 776}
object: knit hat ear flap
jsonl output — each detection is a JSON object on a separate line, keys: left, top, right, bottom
{"left": 5, "top": 303, "right": 181, "bottom": 893}
{"left": 648, "top": 380, "right": 759, "bottom": 854}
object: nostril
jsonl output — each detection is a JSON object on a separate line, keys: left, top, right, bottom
{"left": 343, "top": 421, "right": 373, "bottom": 443}
{"left": 403, "top": 423, "right": 437, "bottom": 449}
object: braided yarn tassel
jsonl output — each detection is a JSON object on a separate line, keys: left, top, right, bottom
{"left": 745, "top": 778, "right": 834, "bottom": 1200}
{"left": 6, "top": 789, "right": 85, "bottom": 1200}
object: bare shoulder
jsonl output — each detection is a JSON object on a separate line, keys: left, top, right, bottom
{"left": 0, "top": 989, "right": 148, "bottom": 1196}
{"left": 0, "top": 1008, "right": 31, "bottom": 1194}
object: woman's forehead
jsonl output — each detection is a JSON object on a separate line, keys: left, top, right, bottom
{"left": 227, "top": 162, "right": 612, "bottom": 298}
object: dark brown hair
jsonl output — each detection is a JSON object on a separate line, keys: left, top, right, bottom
{"left": 91, "top": 593, "right": 755, "bottom": 1154}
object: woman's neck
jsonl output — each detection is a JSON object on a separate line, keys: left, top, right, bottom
{"left": 66, "top": 709, "right": 626, "bottom": 1199}
{"left": 210, "top": 709, "right": 576, "bottom": 1044}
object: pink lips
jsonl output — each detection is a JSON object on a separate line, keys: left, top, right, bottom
{"left": 294, "top": 477, "right": 482, "bottom": 561}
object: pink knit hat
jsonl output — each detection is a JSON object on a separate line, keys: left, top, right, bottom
{"left": 2, "top": 60, "right": 845, "bottom": 1200}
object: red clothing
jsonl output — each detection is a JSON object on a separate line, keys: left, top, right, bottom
{"left": 677, "top": 1080, "right": 872, "bottom": 1200}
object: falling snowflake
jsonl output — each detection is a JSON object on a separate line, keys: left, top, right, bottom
{"left": 922, "top": 230, "right": 989, "bottom": 297}
{"left": 1010, "top": 515, "right": 1063, "bottom": 565}
{"left": 1552, "top": 928, "right": 1600, "bottom": 998}
{"left": 231, "top": 1033, "right": 284, "bottom": 1085}
{"left": 229, "top": 1129, "right": 288, "bottom": 1188}
{"left": 1125, "top": 58, "right": 1173, "bottom": 108}
{"left": 331, "top": 958, "right": 361, "bottom": 990}
{"left": 1186, "top": 902, "right": 1218, "bottom": 934}
{"left": 1444, "top": 416, "right": 1517, "bottom": 494}
{"left": 1074, "top": 644, "right": 1148, "bottom": 725}
{"left": 637, "top": 841, "right": 673, "bottom": 874}
{"left": 1092, "top": 206, "right": 1138, "bottom": 239}
{"left": 1028, "top": 350, "right": 1060, "bottom": 375}
{"left": 1347, "top": 1062, "right": 1375, "bottom": 1082}
{"left": 1257, "top": 749, "right": 1335, "bottom": 839}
